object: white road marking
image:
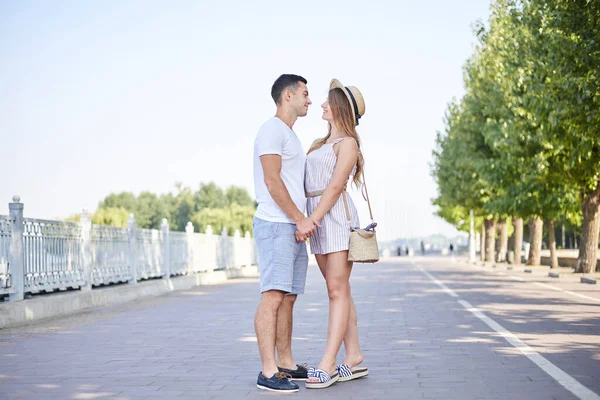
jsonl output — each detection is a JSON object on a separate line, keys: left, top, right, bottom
{"left": 417, "top": 266, "right": 458, "bottom": 297}
{"left": 563, "top": 290, "right": 600, "bottom": 303}
{"left": 419, "top": 266, "right": 600, "bottom": 400}
{"left": 461, "top": 260, "right": 600, "bottom": 303}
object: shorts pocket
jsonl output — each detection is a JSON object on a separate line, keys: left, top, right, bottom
{"left": 253, "top": 219, "right": 273, "bottom": 241}
{"left": 269, "top": 222, "right": 282, "bottom": 237}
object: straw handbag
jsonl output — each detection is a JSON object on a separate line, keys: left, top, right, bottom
{"left": 341, "top": 171, "right": 379, "bottom": 263}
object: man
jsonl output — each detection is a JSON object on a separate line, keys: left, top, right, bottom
{"left": 253, "top": 74, "right": 316, "bottom": 393}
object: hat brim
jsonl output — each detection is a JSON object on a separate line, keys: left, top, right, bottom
{"left": 330, "top": 78, "right": 355, "bottom": 113}
{"left": 330, "top": 78, "right": 361, "bottom": 124}
{"left": 330, "top": 78, "right": 345, "bottom": 91}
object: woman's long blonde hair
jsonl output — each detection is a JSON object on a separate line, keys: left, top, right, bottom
{"left": 307, "top": 88, "right": 364, "bottom": 187}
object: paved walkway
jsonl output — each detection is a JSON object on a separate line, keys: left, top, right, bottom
{"left": 0, "top": 257, "right": 599, "bottom": 399}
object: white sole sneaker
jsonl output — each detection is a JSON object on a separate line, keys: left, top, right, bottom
{"left": 256, "top": 384, "right": 299, "bottom": 393}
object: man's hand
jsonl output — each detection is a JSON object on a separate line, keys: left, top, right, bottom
{"left": 296, "top": 217, "right": 316, "bottom": 242}
{"left": 295, "top": 230, "right": 307, "bottom": 242}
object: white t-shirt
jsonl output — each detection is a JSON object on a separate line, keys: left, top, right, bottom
{"left": 253, "top": 117, "right": 306, "bottom": 223}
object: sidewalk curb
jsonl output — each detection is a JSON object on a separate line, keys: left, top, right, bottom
{"left": 581, "top": 276, "right": 597, "bottom": 285}
{"left": 0, "top": 266, "right": 259, "bottom": 329}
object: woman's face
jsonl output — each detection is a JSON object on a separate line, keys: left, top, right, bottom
{"left": 321, "top": 99, "right": 333, "bottom": 122}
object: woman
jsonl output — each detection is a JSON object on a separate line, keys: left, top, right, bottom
{"left": 303, "top": 79, "right": 369, "bottom": 389}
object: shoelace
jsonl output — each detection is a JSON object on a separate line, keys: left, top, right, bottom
{"left": 274, "top": 372, "right": 293, "bottom": 380}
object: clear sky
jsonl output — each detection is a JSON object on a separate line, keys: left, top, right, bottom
{"left": 0, "top": 0, "right": 491, "bottom": 241}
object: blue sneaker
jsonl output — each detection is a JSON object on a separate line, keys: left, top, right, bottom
{"left": 257, "top": 371, "right": 299, "bottom": 393}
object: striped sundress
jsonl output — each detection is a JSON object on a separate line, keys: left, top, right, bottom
{"left": 305, "top": 137, "right": 360, "bottom": 255}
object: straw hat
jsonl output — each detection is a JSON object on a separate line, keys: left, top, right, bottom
{"left": 330, "top": 78, "right": 365, "bottom": 125}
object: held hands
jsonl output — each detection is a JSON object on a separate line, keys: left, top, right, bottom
{"left": 295, "top": 215, "right": 321, "bottom": 242}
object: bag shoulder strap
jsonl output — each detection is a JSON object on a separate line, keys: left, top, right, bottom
{"left": 342, "top": 168, "right": 375, "bottom": 229}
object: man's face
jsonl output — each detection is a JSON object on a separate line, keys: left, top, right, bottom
{"left": 289, "top": 82, "right": 311, "bottom": 117}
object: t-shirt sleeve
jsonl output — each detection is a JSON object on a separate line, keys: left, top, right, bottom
{"left": 255, "top": 123, "right": 285, "bottom": 157}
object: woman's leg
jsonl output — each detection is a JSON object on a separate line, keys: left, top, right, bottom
{"left": 315, "top": 254, "right": 327, "bottom": 279}
{"left": 342, "top": 289, "right": 364, "bottom": 368}
{"left": 317, "top": 255, "right": 363, "bottom": 368}
{"left": 307, "top": 251, "right": 352, "bottom": 382}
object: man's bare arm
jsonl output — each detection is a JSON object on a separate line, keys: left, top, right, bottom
{"left": 260, "top": 154, "right": 305, "bottom": 222}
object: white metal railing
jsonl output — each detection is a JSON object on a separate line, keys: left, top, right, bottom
{"left": 22, "top": 218, "right": 85, "bottom": 293}
{"left": 136, "top": 228, "right": 163, "bottom": 280}
{"left": 1, "top": 197, "right": 258, "bottom": 302}
{"left": 188, "top": 224, "right": 218, "bottom": 273}
{"left": 0, "top": 215, "right": 12, "bottom": 294}
{"left": 169, "top": 231, "right": 188, "bottom": 276}
{"left": 91, "top": 224, "right": 130, "bottom": 285}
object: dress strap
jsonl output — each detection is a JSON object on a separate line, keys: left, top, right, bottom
{"left": 332, "top": 137, "right": 360, "bottom": 150}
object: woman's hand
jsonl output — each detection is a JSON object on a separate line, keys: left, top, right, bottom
{"left": 310, "top": 215, "right": 322, "bottom": 228}
{"left": 295, "top": 217, "right": 320, "bottom": 242}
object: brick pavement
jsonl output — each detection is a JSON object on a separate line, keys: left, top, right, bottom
{"left": 0, "top": 257, "right": 598, "bottom": 400}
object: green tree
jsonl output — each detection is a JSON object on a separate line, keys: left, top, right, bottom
{"left": 523, "top": 0, "right": 600, "bottom": 273}
{"left": 433, "top": 102, "right": 484, "bottom": 260}
{"left": 227, "top": 203, "right": 255, "bottom": 234}
{"left": 99, "top": 192, "right": 137, "bottom": 211}
{"left": 195, "top": 182, "right": 226, "bottom": 209}
{"left": 171, "top": 184, "right": 195, "bottom": 231}
{"left": 225, "top": 186, "right": 254, "bottom": 207}
{"left": 449, "top": 0, "right": 586, "bottom": 267}
{"left": 92, "top": 207, "right": 130, "bottom": 227}
{"left": 88, "top": 182, "right": 255, "bottom": 233}
{"left": 191, "top": 204, "right": 255, "bottom": 235}
{"left": 135, "top": 191, "right": 170, "bottom": 229}
{"left": 487, "top": 0, "right": 599, "bottom": 271}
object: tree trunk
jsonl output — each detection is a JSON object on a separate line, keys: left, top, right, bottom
{"left": 561, "top": 224, "right": 566, "bottom": 249}
{"left": 574, "top": 233, "right": 578, "bottom": 249}
{"left": 496, "top": 218, "right": 508, "bottom": 263}
{"left": 485, "top": 218, "right": 496, "bottom": 262}
{"left": 548, "top": 220, "right": 559, "bottom": 269}
{"left": 513, "top": 218, "right": 523, "bottom": 265}
{"left": 527, "top": 217, "right": 543, "bottom": 266}
{"left": 576, "top": 183, "right": 600, "bottom": 274}
{"left": 480, "top": 223, "right": 486, "bottom": 262}
{"left": 469, "top": 210, "right": 476, "bottom": 263}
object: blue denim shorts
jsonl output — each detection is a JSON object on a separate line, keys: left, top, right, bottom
{"left": 253, "top": 217, "right": 308, "bottom": 295}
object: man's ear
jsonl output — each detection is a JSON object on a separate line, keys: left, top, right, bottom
{"left": 284, "top": 88, "right": 292, "bottom": 102}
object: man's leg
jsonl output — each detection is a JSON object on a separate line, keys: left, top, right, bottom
{"left": 255, "top": 290, "right": 286, "bottom": 377}
{"left": 276, "top": 294, "right": 297, "bottom": 369}
{"left": 276, "top": 240, "right": 309, "bottom": 376}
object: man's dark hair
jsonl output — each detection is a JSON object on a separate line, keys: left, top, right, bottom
{"left": 271, "top": 74, "right": 307, "bottom": 105}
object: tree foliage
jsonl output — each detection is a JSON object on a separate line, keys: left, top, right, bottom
{"left": 432, "top": 0, "right": 599, "bottom": 271}
{"left": 89, "top": 182, "right": 256, "bottom": 234}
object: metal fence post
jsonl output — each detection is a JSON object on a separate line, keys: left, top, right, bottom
{"left": 221, "top": 227, "right": 228, "bottom": 269}
{"left": 128, "top": 214, "right": 137, "bottom": 284}
{"left": 244, "top": 231, "right": 252, "bottom": 267}
{"left": 233, "top": 229, "right": 241, "bottom": 268}
{"left": 206, "top": 225, "right": 215, "bottom": 273}
{"left": 161, "top": 218, "right": 170, "bottom": 279}
{"left": 8, "top": 196, "right": 24, "bottom": 302}
{"left": 185, "top": 222, "right": 194, "bottom": 274}
{"left": 80, "top": 209, "right": 93, "bottom": 291}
